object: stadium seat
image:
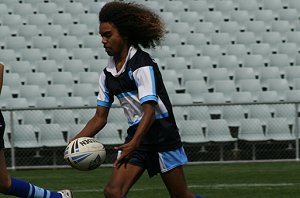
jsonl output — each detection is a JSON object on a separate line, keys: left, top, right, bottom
{"left": 0, "top": 4, "right": 9, "bottom": 18}
{"left": 72, "top": 48, "right": 96, "bottom": 61}
{"left": 12, "top": 3, "right": 34, "bottom": 18}
{"left": 249, "top": 43, "right": 273, "bottom": 57}
{"left": 265, "top": 118, "right": 294, "bottom": 141}
{"left": 78, "top": 108, "right": 95, "bottom": 124}
{"left": 14, "top": 124, "right": 40, "bottom": 148}
{"left": 82, "top": 35, "right": 102, "bottom": 50}
{"left": 20, "top": 48, "right": 43, "bottom": 63}
{"left": 238, "top": 118, "right": 266, "bottom": 141}
{"left": 217, "top": 55, "right": 239, "bottom": 75}
{"left": 17, "top": 25, "right": 40, "bottom": 41}
{"left": 51, "top": 13, "right": 74, "bottom": 31}
{"left": 175, "top": 44, "right": 199, "bottom": 58}
{"left": 182, "top": 69, "right": 205, "bottom": 84}
{"left": 5, "top": 36, "right": 27, "bottom": 55}
{"left": 222, "top": 105, "right": 247, "bottom": 126}
{"left": 185, "top": 80, "right": 209, "bottom": 103}
{"left": 215, "top": 0, "right": 236, "bottom": 18}
{"left": 164, "top": 57, "right": 189, "bottom": 71}
{"left": 203, "top": 92, "right": 226, "bottom": 104}
{"left": 78, "top": 13, "right": 99, "bottom": 33}
{"left": 6, "top": 98, "right": 30, "bottom": 109}
{"left": 38, "top": 123, "right": 67, "bottom": 147}
{"left": 273, "top": 104, "right": 296, "bottom": 127}
{"left": 277, "top": 43, "right": 298, "bottom": 60}
{"left": 45, "top": 84, "right": 69, "bottom": 105}
{"left": 61, "top": 96, "right": 86, "bottom": 107}
{"left": 63, "top": 2, "right": 86, "bottom": 19}
{"left": 256, "top": 90, "right": 281, "bottom": 102}
{"left": 200, "top": 44, "right": 223, "bottom": 60}
{"left": 242, "top": 54, "right": 265, "bottom": 73}
{"left": 193, "top": 22, "right": 216, "bottom": 35}
{"left": 210, "top": 32, "right": 232, "bottom": 46}
{"left": 258, "top": 67, "right": 282, "bottom": 86}
{"left": 178, "top": 11, "right": 201, "bottom": 25}
{"left": 203, "top": 10, "right": 225, "bottom": 24}
{"left": 278, "top": 8, "right": 299, "bottom": 22}
{"left": 206, "top": 119, "right": 236, "bottom": 142}
{"left": 247, "top": 104, "right": 273, "bottom": 123}
{"left": 190, "top": 56, "right": 214, "bottom": 76}
{"left": 213, "top": 80, "right": 237, "bottom": 102}
{"left": 235, "top": 32, "right": 258, "bottom": 45}
{"left": 107, "top": 108, "right": 128, "bottom": 123}
{"left": 87, "top": 1, "right": 106, "bottom": 14}
{"left": 237, "top": 0, "right": 260, "bottom": 13}
{"left": 160, "top": 69, "right": 181, "bottom": 88}
{"left": 237, "top": 79, "right": 262, "bottom": 99}
{"left": 225, "top": 44, "right": 249, "bottom": 60}
{"left": 68, "top": 24, "right": 90, "bottom": 41}
{"left": 35, "top": 96, "right": 59, "bottom": 108}
{"left": 31, "top": 36, "right": 54, "bottom": 56}
{"left": 164, "top": 81, "right": 176, "bottom": 94}
{"left": 218, "top": 21, "right": 241, "bottom": 34}
{"left": 207, "top": 68, "right": 231, "bottom": 88}
{"left": 88, "top": 59, "right": 108, "bottom": 72}
{"left": 261, "top": 32, "right": 284, "bottom": 48}
{"left": 162, "top": 0, "right": 188, "bottom": 13}
{"left": 42, "top": 25, "right": 65, "bottom": 41}
{"left": 62, "top": 59, "right": 86, "bottom": 81}
{"left": 230, "top": 10, "right": 252, "bottom": 25}
{"left": 234, "top": 67, "right": 256, "bottom": 84}
{"left": 253, "top": 9, "right": 276, "bottom": 23}
{"left": 2, "top": 14, "right": 23, "bottom": 34}
{"left": 284, "top": 90, "right": 300, "bottom": 102}
{"left": 72, "top": 83, "right": 95, "bottom": 98}
{"left": 19, "top": 110, "right": 47, "bottom": 125}
{"left": 8, "top": 61, "right": 33, "bottom": 79}
{"left": 49, "top": 71, "right": 74, "bottom": 93}
{"left": 270, "top": 20, "right": 293, "bottom": 33}
{"left": 47, "top": 48, "right": 70, "bottom": 64}
{"left": 245, "top": 21, "right": 268, "bottom": 38}
{"left": 3, "top": 73, "right": 22, "bottom": 96}
{"left": 37, "top": 2, "right": 59, "bottom": 17}
{"left": 162, "top": 33, "right": 183, "bottom": 47}
{"left": 262, "top": 0, "right": 284, "bottom": 11}
{"left": 19, "top": 85, "right": 43, "bottom": 107}
{"left": 169, "top": 93, "right": 193, "bottom": 105}
{"left": 78, "top": 71, "right": 101, "bottom": 92}
{"left": 57, "top": 35, "right": 80, "bottom": 49}
{"left": 187, "top": 106, "right": 210, "bottom": 123}
{"left": 284, "top": 66, "right": 300, "bottom": 87}
{"left": 169, "top": 22, "right": 192, "bottom": 36}
{"left": 231, "top": 91, "right": 255, "bottom": 103}
{"left": 24, "top": 72, "right": 48, "bottom": 94}
{"left": 95, "top": 123, "right": 124, "bottom": 145}
{"left": 268, "top": 54, "right": 291, "bottom": 69}
{"left": 177, "top": 120, "right": 207, "bottom": 143}
{"left": 289, "top": 0, "right": 300, "bottom": 10}
{"left": 187, "top": 0, "right": 209, "bottom": 12}
{"left": 35, "top": 60, "right": 60, "bottom": 74}
{"left": 27, "top": 13, "right": 49, "bottom": 27}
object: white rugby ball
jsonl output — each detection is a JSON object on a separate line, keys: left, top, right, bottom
{"left": 64, "top": 137, "right": 106, "bottom": 171}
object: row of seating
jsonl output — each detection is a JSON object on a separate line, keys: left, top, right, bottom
{"left": 2, "top": 116, "right": 294, "bottom": 148}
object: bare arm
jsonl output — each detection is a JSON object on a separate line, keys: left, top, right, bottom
{"left": 71, "top": 106, "right": 110, "bottom": 141}
{"left": 0, "top": 63, "right": 4, "bottom": 94}
{"left": 114, "top": 101, "right": 156, "bottom": 167}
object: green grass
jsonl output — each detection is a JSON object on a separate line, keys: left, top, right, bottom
{"left": 2, "top": 162, "right": 300, "bottom": 198}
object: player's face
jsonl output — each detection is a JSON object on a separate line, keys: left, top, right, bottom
{"left": 99, "top": 22, "right": 127, "bottom": 57}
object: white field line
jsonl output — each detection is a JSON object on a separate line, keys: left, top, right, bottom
{"left": 72, "top": 183, "right": 298, "bottom": 193}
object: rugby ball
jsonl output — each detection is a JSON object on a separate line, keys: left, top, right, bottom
{"left": 64, "top": 137, "right": 106, "bottom": 171}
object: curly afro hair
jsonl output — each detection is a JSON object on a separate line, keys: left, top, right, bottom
{"left": 99, "top": 1, "right": 166, "bottom": 49}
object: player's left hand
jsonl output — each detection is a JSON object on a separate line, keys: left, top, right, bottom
{"left": 113, "top": 142, "right": 137, "bottom": 168}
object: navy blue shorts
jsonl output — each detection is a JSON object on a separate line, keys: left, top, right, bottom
{"left": 117, "top": 147, "right": 188, "bottom": 177}
{"left": 0, "top": 111, "right": 5, "bottom": 149}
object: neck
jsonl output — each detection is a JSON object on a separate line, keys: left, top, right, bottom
{"left": 114, "top": 45, "right": 130, "bottom": 72}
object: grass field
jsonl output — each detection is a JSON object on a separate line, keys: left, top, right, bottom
{"left": 2, "top": 161, "right": 300, "bottom": 198}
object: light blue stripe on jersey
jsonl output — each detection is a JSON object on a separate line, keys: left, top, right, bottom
{"left": 128, "top": 112, "right": 169, "bottom": 126}
{"left": 28, "top": 184, "right": 33, "bottom": 197}
{"left": 97, "top": 99, "right": 111, "bottom": 108}
{"left": 116, "top": 90, "right": 138, "bottom": 99}
{"left": 149, "top": 66, "right": 156, "bottom": 95}
{"left": 103, "top": 79, "right": 110, "bottom": 103}
{"left": 158, "top": 147, "right": 188, "bottom": 173}
{"left": 140, "top": 95, "right": 158, "bottom": 104}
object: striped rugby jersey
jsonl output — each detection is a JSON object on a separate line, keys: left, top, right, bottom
{"left": 97, "top": 46, "right": 182, "bottom": 151}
